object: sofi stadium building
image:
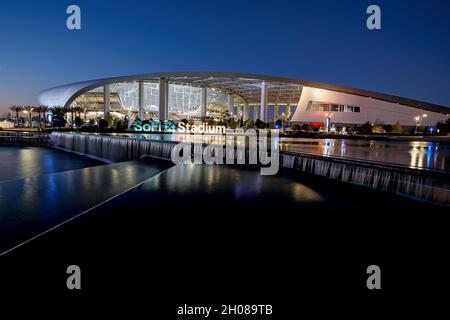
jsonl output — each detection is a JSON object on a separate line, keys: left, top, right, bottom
{"left": 38, "top": 72, "right": 449, "bottom": 130}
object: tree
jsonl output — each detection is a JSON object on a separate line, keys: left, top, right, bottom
{"left": 383, "top": 124, "right": 392, "bottom": 134}
{"left": 52, "top": 106, "right": 67, "bottom": 128}
{"left": 74, "top": 117, "right": 83, "bottom": 127}
{"left": 67, "top": 106, "right": 76, "bottom": 127}
{"left": 9, "top": 105, "right": 23, "bottom": 126}
{"left": 372, "top": 119, "right": 385, "bottom": 133}
{"left": 115, "top": 118, "right": 128, "bottom": 131}
{"left": 22, "top": 105, "right": 34, "bottom": 128}
{"left": 254, "top": 119, "right": 265, "bottom": 129}
{"left": 392, "top": 121, "right": 402, "bottom": 134}
{"left": 436, "top": 118, "right": 450, "bottom": 133}
{"left": 301, "top": 123, "right": 310, "bottom": 132}
{"left": 37, "top": 105, "right": 49, "bottom": 128}
{"left": 359, "top": 121, "right": 373, "bottom": 134}
{"left": 74, "top": 106, "right": 84, "bottom": 121}
{"left": 62, "top": 105, "right": 71, "bottom": 125}
{"left": 245, "top": 120, "right": 254, "bottom": 129}
{"left": 98, "top": 119, "right": 108, "bottom": 130}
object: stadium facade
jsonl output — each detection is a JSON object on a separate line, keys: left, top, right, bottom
{"left": 38, "top": 72, "right": 449, "bottom": 128}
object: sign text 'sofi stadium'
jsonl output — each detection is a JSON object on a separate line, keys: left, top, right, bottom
{"left": 134, "top": 119, "right": 227, "bottom": 134}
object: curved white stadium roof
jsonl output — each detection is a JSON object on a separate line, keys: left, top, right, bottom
{"left": 38, "top": 71, "right": 450, "bottom": 114}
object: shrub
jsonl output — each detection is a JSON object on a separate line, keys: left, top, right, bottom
{"left": 98, "top": 119, "right": 108, "bottom": 129}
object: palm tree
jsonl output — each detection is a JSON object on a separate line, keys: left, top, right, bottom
{"left": 38, "top": 105, "right": 49, "bottom": 128}
{"left": 51, "top": 106, "right": 66, "bottom": 128}
{"left": 9, "top": 105, "right": 23, "bottom": 126}
{"left": 22, "top": 105, "right": 34, "bottom": 128}
{"left": 73, "top": 106, "right": 84, "bottom": 126}
{"left": 62, "top": 105, "right": 71, "bottom": 126}
{"left": 70, "top": 106, "right": 76, "bottom": 127}
{"left": 35, "top": 106, "right": 42, "bottom": 128}
{"left": 74, "top": 106, "right": 83, "bottom": 118}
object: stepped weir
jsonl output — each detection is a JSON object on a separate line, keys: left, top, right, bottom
{"left": 0, "top": 132, "right": 49, "bottom": 146}
{"left": 49, "top": 132, "right": 449, "bottom": 204}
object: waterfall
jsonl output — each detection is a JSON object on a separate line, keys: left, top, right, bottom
{"left": 49, "top": 132, "right": 177, "bottom": 162}
{"left": 281, "top": 154, "right": 296, "bottom": 169}
{"left": 282, "top": 151, "right": 449, "bottom": 205}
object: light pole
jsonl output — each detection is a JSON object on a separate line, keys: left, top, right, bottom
{"left": 325, "top": 112, "right": 333, "bottom": 133}
{"left": 414, "top": 114, "right": 427, "bottom": 134}
{"left": 420, "top": 114, "right": 427, "bottom": 127}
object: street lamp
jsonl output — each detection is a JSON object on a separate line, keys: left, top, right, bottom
{"left": 325, "top": 112, "right": 333, "bottom": 133}
{"left": 414, "top": 114, "right": 428, "bottom": 134}
{"left": 421, "top": 114, "right": 427, "bottom": 124}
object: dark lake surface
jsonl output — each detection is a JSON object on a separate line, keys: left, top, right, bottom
{"left": 0, "top": 147, "right": 103, "bottom": 182}
{"left": 1, "top": 162, "right": 447, "bottom": 300}
{"left": 0, "top": 146, "right": 448, "bottom": 303}
{"left": 1, "top": 145, "right": 446, "bottom": 256}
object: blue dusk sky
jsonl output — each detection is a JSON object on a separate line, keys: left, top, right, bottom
{"left": 0, "top": 0, "right": 450, "bottom": 112}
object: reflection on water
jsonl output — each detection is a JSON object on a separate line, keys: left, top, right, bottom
{"left": 0, "top": 147, "right": 103, "bottom": 182}
{"left": 107, "top": 133, "right": 450, "bottom": 172}
{"left": 279, "top": 138, "right": 450, "bottom": 171}
{"left": 0, "top": 158, "right": 173, "bottom": 253}
{"left": 139, "top": 163, "right": 324, "bottom": 203}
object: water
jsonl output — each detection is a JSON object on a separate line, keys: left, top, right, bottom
{"left": 280, "top": 138, "right": 450, "bottom": 172}
{"left": 0, "top": 157, "right": 173, "bottom": 254}
{"left": 85, "top": 133, "right": 450, "bottom": 172}
{"left": 0, "top": 147, "right": 103, "bottom": 182}
{"left": 1, "top": 134, "right": 448, "bottom": 255}
{"left": 50, "top": 132, "right": 176, "bottom": 162}
{"left": 48, "top": 132, "right": 450, "bottom": 203}
{"left": 1, "top": 143, "right": 447, "bottom": 299}
{"left": 1, "top": 163, "right": 443, "bottom": 255}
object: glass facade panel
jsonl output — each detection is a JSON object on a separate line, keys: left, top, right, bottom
{"left": 168, "top": 84, "right": 202, "bottom": 119}
{"left": 206, "top": 88, "right": 228, "bottom": 117}
{"left": 143, "top": 82, "right": 159, "bottom": 118}
{"left": 307, "top": 101, "right": 361, "bottom": 113}
{"left": 109, "top": 82, "right": 139, "bottom": 111}
{"left": 73, "top": 82, "right": 261, "bottom": 121}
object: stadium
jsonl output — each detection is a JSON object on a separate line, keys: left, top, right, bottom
{"left": 38, "top": 72, "right": 449, "bottom": 131}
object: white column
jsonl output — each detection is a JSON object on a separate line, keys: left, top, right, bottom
{"left": 259, "top": 81, "right": 268, "bottom": 122}
{"left": 243, "top": 102, "right": 249, "bottom": 121}
{"left": 274, "top": 103, "right": 280, "bottom": 119}
{"left": 138, "top": 81, "right": 144, "bottom": 120}
{"left": 286, "top": 104, "right": 292, "bottom": 119}
{"left": 201, "top": 87, "right": 207, "bottom": 119}
{"left": 228, "top": 94, "right": 235, "bottom": 117}
{"left": 104, "top": 84, "right": 110, "bottom": 120}
{"left": 159, "top": 78, "right": 169, "bottom": 121}
{"left": 253, "top": 104, "right": 259, "bottom": 121}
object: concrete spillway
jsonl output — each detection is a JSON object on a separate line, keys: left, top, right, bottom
{"left": 0, "top": 132, "right": 49, "bottom": 146}
{"left": 50, "top": 132, "right": 176, "bottom": 162}
{"left": 49, "top": 132, "right": 449, "bottom": 205}
{"left": 280, "top": 152, "right": 449, "bottom": 204}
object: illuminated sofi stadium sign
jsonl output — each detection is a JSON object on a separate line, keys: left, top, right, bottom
{"left": 134, "top": 120, "right": 226, "bottom": 134}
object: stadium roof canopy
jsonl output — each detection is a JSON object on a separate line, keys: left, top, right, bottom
{"left": 38, "top": 71, "right": 450, "bottom": 114}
